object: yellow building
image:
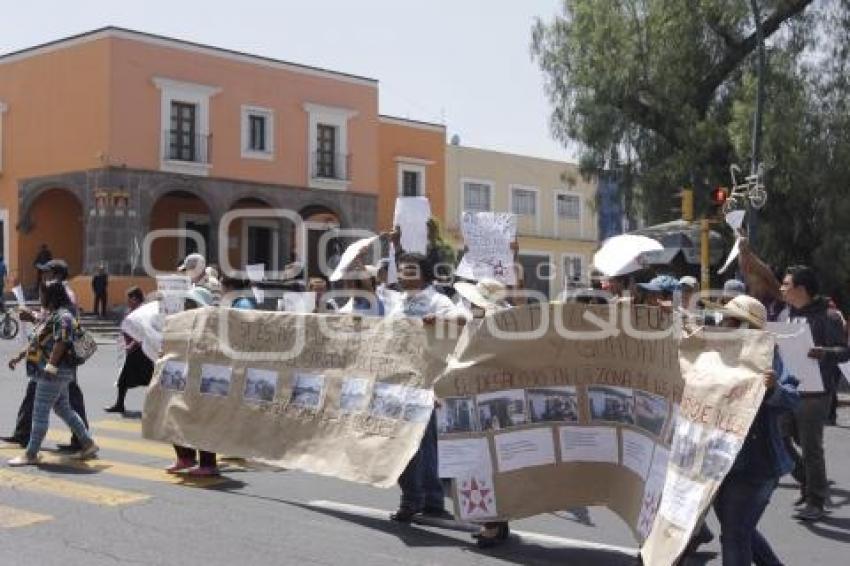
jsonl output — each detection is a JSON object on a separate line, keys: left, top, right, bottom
{"left": 445, "top": 143, "right": 598, "bottom": 299}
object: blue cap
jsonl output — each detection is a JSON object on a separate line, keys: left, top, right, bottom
{"left": 722, "top": 279, "right": 746, "bottom": 298}
{"left": 638, "top": 275, "right": 681, "bottom": 294}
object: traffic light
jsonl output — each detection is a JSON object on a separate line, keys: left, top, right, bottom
{"left": 710, "top": 186, "right": 729, "bottom": 218}
{"left": 674, "top": 188, "right": 694, "bottom": 221}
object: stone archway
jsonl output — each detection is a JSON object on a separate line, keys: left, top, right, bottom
{"left": 18, "top": 188, "right": 85, "bottom": 289}
{"left": 148, "top": 190, "right": 212, "bottom": 272}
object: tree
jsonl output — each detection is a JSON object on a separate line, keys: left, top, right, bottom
{"left": 531, "top": 0, "right": 815, "bottom": 224}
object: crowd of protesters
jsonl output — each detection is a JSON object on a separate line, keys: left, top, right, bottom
{"left": 2, "top": 225, "right": 847, "bottom": 564}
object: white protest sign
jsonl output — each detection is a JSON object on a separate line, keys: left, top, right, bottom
{"left": 456, "top": 212, "right": 516, "bottom": 284}
{"left": 393, "top": 197, "right": 431, "bottom": 255}
{"left": 12, "top": 285, "right": 25, "bottom": 307}
{"left": 718, "top": 211, "right": 747, "bottom": 275}
{"left": 157, "top": 275, "right": 191, "bottom": 315}
{"left": 246, "top": 264, "right": 265, "bottom": 305}
{"left": 387, "top": 243, "right": 398, "bottom": 285}
{"left": 278, "top": 292, "right": 317, "bottom": 313}
{"left": 766, "top": 321, "right": 824, "bottom": 393}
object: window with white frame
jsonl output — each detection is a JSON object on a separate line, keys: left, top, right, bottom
{"left": 556, "top": 193, "right": 581, "bottom": 220}
{"left": 463, "top": 181, "right": 492, "bottom": 213}
{"left": 303, "top": 103, "right": 358, "bottom": 189}
{"left": 512, "top": 188, "right": 537, "bottom": 216}
{"left": 241, "top": 106, "right": 274, "bottom": 159}
{"left": 563, "top": 254, "right": 584, "bottom": 288}
{"left": 398, "top": 163, "right": 425, "bottom": 197}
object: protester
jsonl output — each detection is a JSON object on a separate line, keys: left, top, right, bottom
{"left": 679, "top": 275, "right": 699, "bottom": 310}
{"left": 7, "top": 281, "right": 98, "bottom": 465}
{"left": 166, "top": 286, "right": 219, "bottom": 476}
{"left": 711, "top": 294, "right": 800, "bottom": 565}
{"left": 177, "top": 253, "right": 207, "bottom": 286}
{"left": 780, "top": 265, "right": 849, "bottom": 521}
{"left": 221, "top": 275, "right": 255, "bottom": 309}
{"left": 307, "top": 277, "right": 330, "bottom": 313}
{"left": 424, "top": 217, "right": 457, "bottom": 297}
{"left": 5, "top": 260, "right": 89, "bottom": 452}
{"left": 92, "top": 263, "right": 109, "bottom": 318}
{"left": 33, "top": 243, "right": 52, "bottom": 289}
{"left": 637, "top": 275, "right": 680, "bottom": 307}
{"left": 104, "top": 287, "right": 154, "bottom": 414}
{"left": 390, "top": 253, "right": 464, "bottom": 523}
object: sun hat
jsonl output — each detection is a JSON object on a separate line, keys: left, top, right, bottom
{"left": 454, "top": 278, "right": 508, "bottom": 311}
{"left": 720, "top": 294, "right": 767, "bottom": 329}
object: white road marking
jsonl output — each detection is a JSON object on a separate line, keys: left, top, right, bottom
{"left": 307, "top": 499, "right": 638, "bottom": 556}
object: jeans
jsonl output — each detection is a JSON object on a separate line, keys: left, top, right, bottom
{"left": 713, "top": 476, "right": 783, "bottom": 566}
{"left": 13, "top": 372, "right": 88, "bottom": 445}
{"left": 787, "top": 396, "right": 830, "bottom": 507}
{"left": 397, "top": 409, "right": 444, "bottom": 511}
{"left": 26, "top": 368, "right": 92, "bottom": 457}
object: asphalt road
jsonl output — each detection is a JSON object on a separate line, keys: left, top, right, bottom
{"left": 0, "top": 338, "right": 847, "bottom": 566}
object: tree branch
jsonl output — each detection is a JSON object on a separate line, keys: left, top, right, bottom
{"left": 694, "top": 0, "right": 814, "bottom": 113}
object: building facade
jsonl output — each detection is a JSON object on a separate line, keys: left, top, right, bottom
{"left": 445, "top": 144, "right": 599, "bottom": 299}
{"left": 0, "top": 27, "right": 444, "bottom": 305}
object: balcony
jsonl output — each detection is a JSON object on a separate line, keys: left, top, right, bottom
{"left": 311, "top": 151, "right": 350, "bottom": 182}
{"left": 161, "top": 130, "right": 212, "bottom": 176}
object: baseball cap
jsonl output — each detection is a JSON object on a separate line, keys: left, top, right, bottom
{"left": 638, "top": 275, "right": 681, "bottom": 294}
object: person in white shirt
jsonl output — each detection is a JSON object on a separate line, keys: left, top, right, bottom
{"left": 390, "top": 253, "right": 464, "bottom": 523}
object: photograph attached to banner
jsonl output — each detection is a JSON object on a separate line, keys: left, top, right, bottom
{"left": 477, "top": 389, "right": 528, "bottom": 431}
{"left": 438, "top": 397, "right": 479, "bottom": 434}
{"left": 402, "top": 387, "right": 434, "bottom": 423}
{"left": 527, "top": 386, "right": 579, "bottom": 423}
{"left": 243, "top": 368, "right": 278, "bottom": 404}
{"left": 200, "top": 364, "right": 233, "bottom": 397}
{"left": 160, "top": 360, "right": 188, "bottom": 391}
{"left": 634, "top": 390, "right": 670, "bottom": 437}
{"left": 290, "top": 371, "right": 325, "bottom": 409}
{"left": 339, "top": 377, "right": 371, "bottom": 413}
{"left": 370, "top": 383, "right": 405, "bottom": 419}
{"left": 588, "top": 386, "right": 635, "bottom": 426}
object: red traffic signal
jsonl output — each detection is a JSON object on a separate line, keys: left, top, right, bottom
{"left": 711, "top": 186, "right": 729, "bottom": 205}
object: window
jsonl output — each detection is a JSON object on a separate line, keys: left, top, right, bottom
{"left": 563, "top": 255, "right": 584, "bottom": 287}
{"left": 241, "top": 106, "right": 274, "bottom": 159}
{"left": 463, "top": 182, "right": 492, "bottom": 212}
{"left": 556, "top": 193, "right": 581, "bottom": 220}
{"left": 402, "top": 170, "right": 421, "bottom": 197}
{"left": 169, "top": 101, "right": 197, "bottom": 161}
{"left": 250, "top": 116, "right": 265, "bottom": 151}
{"left": 316, "top": 124, "right": 337, "bottom": 178}
{"left": 512, "top": 188, "right": 537, "bottom": 216}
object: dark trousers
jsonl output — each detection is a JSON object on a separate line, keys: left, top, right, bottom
{"left": 786, "top": 396, "right": 830, "bottom": 507}
{"left": 397, "top": 410, "right": 444, "bottom": 511}
{"left": 173, "top": 445, "right": 217, "bottom": 468}
{"left": 93, "top": 293, "right": 107, "bottom": 317}
{"left": 13, "top": 377, "right": 89, "bottom": 445}
{"left": 713, "top": 476, "right": 783, "bottom": 566}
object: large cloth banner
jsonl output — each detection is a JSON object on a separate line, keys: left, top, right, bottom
{"left": 434, "top": 303, "right": 774, "bottom": 566}
{"left": 143, "top": 307, "right": 455, "bottom": 487}
{"left": 456, "top": 212, "right": 517, "bottom": 284}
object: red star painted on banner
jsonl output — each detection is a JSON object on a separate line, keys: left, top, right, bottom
{"left": 460, "top": 477, "right": 493, "bottom": 514}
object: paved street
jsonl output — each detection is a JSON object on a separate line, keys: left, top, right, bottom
{"left": 0, "top": 339, "right": 848, "bottom": 566}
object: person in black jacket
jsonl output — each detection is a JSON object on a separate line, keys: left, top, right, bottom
{"left": 780, "top": 265, "right": 850, "bottom": 521}
{"left": 91, "top": 264, "right": 109, "bottom": 318}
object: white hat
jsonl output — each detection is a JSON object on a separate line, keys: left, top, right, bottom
{"left": 454, "top": 279, "right": 508, "bottom": 311}
{"left": 178, "top": 253, "right": 206, "bottom": 274}
{"left": 721, "top": 295, "right": 767, "bottom": 329}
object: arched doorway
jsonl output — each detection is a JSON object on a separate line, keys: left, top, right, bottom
{"left": 19, "top": 188, "right": 84, "bottom": 290}
{"left": 149, "top": 191, "right": 212, "bottom": 272}
{"left": 298, "top": 205, "right": 341, "bottom": 279}
{"left": 225, "top": 197, "right": 289, "bottom": 273}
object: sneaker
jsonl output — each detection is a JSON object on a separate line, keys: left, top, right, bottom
{"left": 794, "top": 504, "right": 825, "bottom": 522}
{"left": 0, "top": 436, "right": 26, "bottom": 447}
{"left": 8, "top": 453, "right": 40, "bottom": 466}
{"left": 56, "top": 442, "right": 83, "bottom": 453}
{"left": 103, "top": 404, "right": 125, "bottom": 414}
{"left": 165, "top": 458, "right": 197, "bottom": 473}
{"left": 187, "top": 466, "right": 220, "bottom": 477}
{"left": 389, "top": 506, "right": 418, "bottom": 523}
{"left": 74, "top": 442, "right": 99, "bottom": 461}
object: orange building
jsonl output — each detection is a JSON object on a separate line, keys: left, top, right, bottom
{"left": 0, "top": 27, "right": 444, "bottom": 308}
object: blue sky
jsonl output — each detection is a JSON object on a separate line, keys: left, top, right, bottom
{"left": 0, "top": 0, "right": 577, "bottom": 161}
